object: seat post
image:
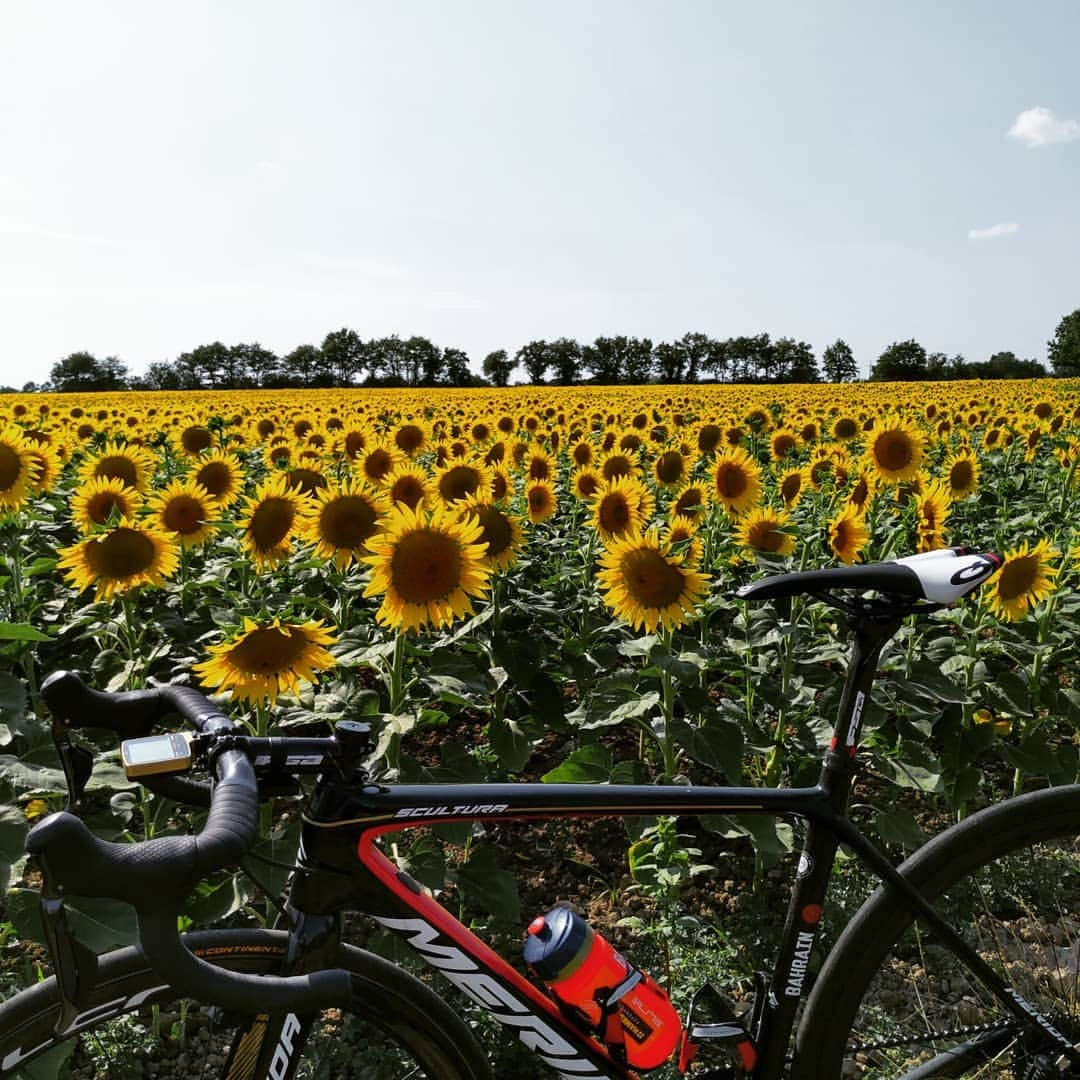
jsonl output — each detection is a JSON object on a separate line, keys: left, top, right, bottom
{"left": 818, "top": 612, "right": 903, "bottom": 805}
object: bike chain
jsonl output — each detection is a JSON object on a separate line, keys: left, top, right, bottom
{"left": 848, "top": 1019, "right": 1017, "bottom": 1054}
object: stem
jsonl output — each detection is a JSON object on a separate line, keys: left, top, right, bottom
{"left": 658, "top": 626, "right": 678, "bottom": 781}
{"left": 389, "top": 631, "right": 407, "bottom": 715}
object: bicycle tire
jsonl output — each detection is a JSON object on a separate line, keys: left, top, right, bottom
{"left": 0, "top": 928, "right": 493, "bottom": 1080}
{"left": 794, "top": 783, "right": 1080, "bottom": 1079}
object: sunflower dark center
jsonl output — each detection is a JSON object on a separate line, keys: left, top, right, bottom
{"left": 473, "top": 506, "right": 513, "bottom": 557}
{"left": 87, "top": 491, "right": 128, "bottom": 525}
{"left": 748, "top": 520, "right": 785, "bottom": 552}
{"left": 602, "top": 456, "right": 632, "bottom": 481}
{"left": 620, "top": 548, "right": 685, "bottom": 609}
{"left": 438, "top": 466, "right": 482, "bottom": 503}
{"left": 599, "top": 494, "right": 632, "bottom": 534}
{"left": 94, "top": 456, "right": 138, "bottom": 487}
{"left": 675, "top": 489, "right": 705, "bottom": 517}
{"left": 391, "top": 476, "right": 426, "bottom": 509}
{"left": 834, "top": 418, "right": 858, "bottom": 439}
{"left": 576, "top": 473, "right": 600, "bottom": 498}
{"left": 181, "top": 426, "right": 213, "bottom": 454}
{"left": 395, "top": 425, "right": 425, "bottom": 454}
{"left": 998, "top": 555, "right": 1038, "bottom": 601}
{"left": 0, "top": 445, "right": 23, "bottom": 491}
{"left": 228, "top": 626, "right": 307, "bottom": 674}
{"left": 248, "top": 497, "right": 295, "bottom": 550}
{"left": 874, "top": 432, "right": 913, "bottom": 472}
{"left": 715, "top": 464, "right": 748, "bottom": 499}
{"left": 344, "top": 432, "right": 366, "bottom": 458}
{"left": 197, "top": 462, "right": 233, "bottom": 497}
{"left": 364, "top": 449, "right": 393, "bottom": 481}
{"left": 163, "top": 495, "right": 205, "bottom": 534}
{"left": 697, "top": 425, "right": 722, "bottom": 454}
{"left": 320, "top": 496, "right": 379, "bottom": 548}
{"left": 286, "top": 469, "right": 327, "bottom": 496}
{"left": 390, "top": 530, "right": 462, "bottom": 603}
{"left": 85, "top": 528, "right": 156, "bottom": 578}
{"left": 529, "top": 458, "right": 551, "bottom": 481}
{"left": 656, "top": 452, "right": 685, "bottom": 484}
{"left": 950, "top": 460, "right": 974, "bottom": 489}
{"left": 573, "top": 444, "right": 592, "bottom": 466}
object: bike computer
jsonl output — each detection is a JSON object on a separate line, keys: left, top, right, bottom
{"left": 120, "top": 732, "right": 193, "bottom": 778}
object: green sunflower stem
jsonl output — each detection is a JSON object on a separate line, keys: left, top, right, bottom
{"left": 658, "top": 626, "right": 679, "bottom": 782}
{"left": 389, "top": 631, "right": 407, "bottom": 716}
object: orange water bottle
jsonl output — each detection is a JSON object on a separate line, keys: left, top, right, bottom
{"left": 524, "top": 907, "right": 682, "bottom": 1071}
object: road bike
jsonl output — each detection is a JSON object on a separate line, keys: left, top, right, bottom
{"left": 1, "top": 547, "right": 1077, "bottom": 1078}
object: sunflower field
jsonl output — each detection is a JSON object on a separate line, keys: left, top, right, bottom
{"left": 0, "top": 381, "right": 1078, "bottom": 1004}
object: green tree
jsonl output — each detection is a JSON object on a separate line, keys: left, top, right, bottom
{"left": 822, "top": 339, "right": 858, "bottom": 382}
{"left": 1048, "top": 309, "right": 1080, "bottom": 378}
{"left": 321, "top": 329, "right": 366, "bottom": 386}
{"left": 547, "top": 338, "right": 582, "bottom": 385}
{"left": 282, "top": 344, "right": 323, "bottom": 387}
{"left": 482, "top": 349, "right": 513, "bottom": 387}
{"left": 516, "top": 341, "right": 550, "bottom": 384}
{"left": 654, "top": 342, "right": 685, "bottom": 383}
{"left": 771, "top": 337, "right": 818, "bottom": 382}
{"left": 49, "top": 351, "right": 129, "bottom": 392}
{"left": 230, "top": 342, "right": 280, "bottom": 387}
{"left": 871, "top": 339, "right": 928, "bottom": 381}
{"left": 442, "top": 347, "right": 471, "bottom": 387}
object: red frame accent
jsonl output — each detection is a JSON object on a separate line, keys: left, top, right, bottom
{"left": 356, "top": 822, "right": 634, "bottom": 1078}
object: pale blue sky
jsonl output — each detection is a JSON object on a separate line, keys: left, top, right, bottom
{"left": 1, "top": 1, "right": 1077, "bottom": 386}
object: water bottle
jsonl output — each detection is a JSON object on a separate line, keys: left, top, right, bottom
{"left": 524, "top": 906, "right": 682, "bottom": 1071}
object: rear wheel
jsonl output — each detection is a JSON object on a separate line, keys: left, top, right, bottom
{"left": 796, "top": 784, "right": 1080, "bottom": 1079}
{"left": 0, "top": 929, "right": 491, "bottom": 1079}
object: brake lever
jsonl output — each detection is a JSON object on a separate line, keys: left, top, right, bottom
{"left": 51, "top": 722, "right": 94, "bottom": 812}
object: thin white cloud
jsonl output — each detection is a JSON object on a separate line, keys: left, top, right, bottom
{"left": 968, "top": 222, "right": 1020, "bottom": 241}
{"left": 1007, "top": 106, "right": 1080, "bottom": 148}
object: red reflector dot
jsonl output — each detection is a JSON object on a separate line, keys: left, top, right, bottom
{"left": 802, "top": 904, "right": 823, "bottom": 925}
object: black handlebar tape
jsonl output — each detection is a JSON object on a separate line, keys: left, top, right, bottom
{"left": 140, "top": 773, "right": 212, "bottom": 808}
{"left": 26, "top": 751, "right": 257, "bottom": 905}
{"left": 138, "top": 909, "right": 354, "bottom": 1013}
{"left": 41, "top": 671, "right": 235, "bottom": 737}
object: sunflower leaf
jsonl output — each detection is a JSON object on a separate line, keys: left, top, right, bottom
{"left": 0, "top": 622, "right": 50, "bottom": 642}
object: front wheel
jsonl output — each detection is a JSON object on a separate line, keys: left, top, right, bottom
{"left": 795, "top": 783, "right": 1080, "bottom": 1079}
{"left": 0, "top": 928, "right": 492, "bottom": 1079}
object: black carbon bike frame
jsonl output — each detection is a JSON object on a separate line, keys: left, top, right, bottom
{"left": 242, "top": 607, "right": 1075, "bottom": 1079}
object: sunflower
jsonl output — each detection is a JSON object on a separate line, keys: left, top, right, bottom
{"left": 914, "top": 480, "right": 951, "bottom": 553}
{"left": 240, "top": 474, "right": 308, "bottom": 570}
{"left": 57, "top": 520, "right": 179, "bottom": 600}
{"left": 489, "top": 466, "right": 514, "bottom": 503}
{"left": 392, "top": 421, "right": 428, "bottom": 458}
{"left": 592, "top": 476, "right": 653, "bottom": 540}
{"left": 769, "top": 429, "right": 801, "bottom": 462}
{"left": 69, "top": 476, "right": 141, "bottom": 533}
{"left": 672, "top": 483, "right": 710, "bottom": 521}
{"left": 599, "top": 451, "right": 640, "bottom": 483}
{"left": 285, "top": 466, "right": 329, "bottom": 497}
{"left": 737, "top": 507, "right": 796, "bottom": 557}
{"left": 831, "top": 415, "right": 860, "bottom": 441}
{"left": 147, "top": 479, "right": 219, "bottom": 548}
{"left": 865, "top": 418, "right": 924, "bottom": 484}
{"left": 944, "top": 448, "right": 980, "bottom": 500}
{"left": 597, "top": 529, "right": 710, "bottom": 633}
{"left": 362, "top": 504, "right": 491, "bottom": 631}
{"left": 296, "top": 477, "right": 386, "bottom": 569}
{"left": 383, "top": 462, "right": 430, "bottom": 510}
{"left": 696, "top": 423, "right": 724, "bottom": 455}
{"left": 525, "top": 479, "right": 558, "bottom": 523}
{"left": 25, "top": 442, "right": 62, "bottom": 494}
{"left": 192, "top": 453, "right": 245, "bottom": 509}
{"left": 194, "top": 618, "right": 337, "bottom": 703}
{"left": 178, "top": 424, "right": 214, "bottom": 457}
{"left": 846, "top": 468, "right": 875, "bottom": 514}
{"left": 457, "top": 495, "right": 526, "bottom": 571}
{"left": 435, "top": 460, "right": 489, "bottom": 505}
{"left": 358, "top": 443, "right": 401, "bottom": 485}
{"left": 712, "top": 447, "right": 763, "bottom": 515}
{"left": 663, "top": 513, "right": 700, "bottom": 548}
{"left": 828, "top": 507, "right": 870, "bottom": 565}
{"left": 569, "top": 439, "right": 596, "bottom": 469}
{"left": 572, "top": 466, "right": 603, "bottom": 500}
{"left": 526, "top": 449, "right": 555, "bottom": 483}
{"left": 652, "top": 448, "right": 689, "bottom": 489}
{"left": 78, "top": 440, "right": 157, "bottom": 493}
{"left": 983, "top": 539, "right": 1058, "bottom": 622}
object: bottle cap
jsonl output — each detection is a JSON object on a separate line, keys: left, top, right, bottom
{"left": 523, "top": 906, "right": 591, "bottom": 981}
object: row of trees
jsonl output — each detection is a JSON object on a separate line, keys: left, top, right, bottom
{"left": 23, "top": 309, "right": 1080, "bottom": 393}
